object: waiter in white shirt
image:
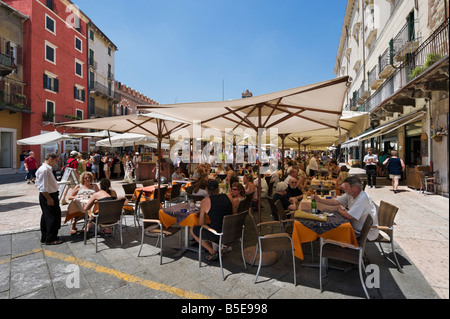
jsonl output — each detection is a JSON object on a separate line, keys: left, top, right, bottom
{"left": 35, "top": 153, "right": 63, "bottom": 245}
{"left": 363, "top": 148, "right": 378, "bottom": 188}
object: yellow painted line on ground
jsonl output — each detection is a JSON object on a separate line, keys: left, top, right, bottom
{"left": 1, "top": 248, "right": 212, "bottom": 299}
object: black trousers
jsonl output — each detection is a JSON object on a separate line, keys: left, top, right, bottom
{"left": 366, "top": 166, "right": 377, "bottom": 187}
{"left": 39, "top": 192, "right": 62, "bottom": 243}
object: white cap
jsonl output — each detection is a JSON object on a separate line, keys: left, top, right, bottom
{"left": 70, "top": 151, "right": 78, "bottom": 156}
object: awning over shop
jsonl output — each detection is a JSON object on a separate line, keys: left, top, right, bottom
{"left": 341, "top": 110, "right": 426, "bottom": 148}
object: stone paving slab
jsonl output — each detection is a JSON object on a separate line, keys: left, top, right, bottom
{"left": 0, "top": 173, "right": 448, "bottom": 300}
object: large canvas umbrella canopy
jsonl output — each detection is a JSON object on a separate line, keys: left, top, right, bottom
{"left": 68, "top": 130, "right": 121, "bottom": 138}
{"left": 137, "top": 76, "right": 350, "bottom": 222}
{"left": 283, "top": 111, "right": 370, "bottom": 150}
{"left": 138, "top": 76, "right": 350, "bottom": 135}
{"left": 17, "top": 130, "right": 72, "bottom": 146}
{"left": 96, "top": 133, "right": 161, "bottom": 147}
{"left": 59, "top": 113, "right": 192, "bottom": 203}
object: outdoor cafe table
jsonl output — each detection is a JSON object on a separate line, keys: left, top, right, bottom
{"left": 64, "top": 198, "right": 90, "bottom": 224}
{"left": 291, "top": 209, "right": 358, "bottom": 260}
{"left": 158, "top": 202, "right": 210, "bottom": 256}
{"left": 133, "top": 181, "right": 192, "bottom": 200}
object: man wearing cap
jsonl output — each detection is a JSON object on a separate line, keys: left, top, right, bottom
{"left": 190, "top": 180, "right": 233, "bottom": 261}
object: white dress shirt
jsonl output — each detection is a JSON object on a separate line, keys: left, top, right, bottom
{"left": 337, "top": 191, "right": 379, "bottom": 241}
{"left": 35, "top": 163, "right": 59, "bottom": 193}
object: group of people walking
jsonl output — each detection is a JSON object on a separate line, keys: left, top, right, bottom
{"left": 364, "top": 148, "right": 405, "bottom": 193}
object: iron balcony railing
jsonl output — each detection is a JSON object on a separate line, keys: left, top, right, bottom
{"left": 356, "top": 18, "right": 449, "bottom": 113}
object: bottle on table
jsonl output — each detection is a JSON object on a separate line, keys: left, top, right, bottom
{"left": 311, "top": 197, "right": 317, "bottom": 214}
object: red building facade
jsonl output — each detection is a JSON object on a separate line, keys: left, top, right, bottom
{"left": 5, "top": 0, "right": 89, "bottom": 160}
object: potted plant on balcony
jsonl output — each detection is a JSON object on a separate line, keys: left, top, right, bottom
{"left": 431, "top": 125, "right": 448, "bottom": 142}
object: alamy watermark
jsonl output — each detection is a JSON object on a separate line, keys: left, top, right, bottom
{"left": 169, "top": 121, "right": 279, "bottom": 171}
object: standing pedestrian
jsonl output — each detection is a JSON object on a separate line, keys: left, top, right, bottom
{"left": 383, "top": 150, "right": 405, "bottom": 194}
{"left": 363, "top": 148, "right": 378, "bottom": 188}
{"left": 35, "top": 153, "right": 63, "bottom": 245}
{"left": 124, "top": 155, "right": 135, "bottom": 183}
{"left": 24, "top": 151, "right": 38, "bottom": 184}
{"left": 19, "top": 151, "right": 27, "bottom": 172}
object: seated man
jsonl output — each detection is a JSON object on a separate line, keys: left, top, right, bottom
{"left": 286, "top": 177, "right": 303, "bottom": 203}
{"left": 313, "top": 176, "right": 378, "bottom": 240}
{"left": 171, "top": 167, "right": 185, "bottom": 181}
{"left": 190, "top": 180, "right": 233, "bottom": 261}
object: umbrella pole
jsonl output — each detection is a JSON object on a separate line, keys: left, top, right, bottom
{"left": 279, "top": 134, "right": 288, "bottom": 179}
{"left": 157, "top": 119, "right": 162, "bottom": 205}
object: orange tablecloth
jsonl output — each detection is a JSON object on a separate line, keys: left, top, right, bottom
{"left": 292, "top": 219, "right": 358, "bottom": 260}
{"left": 133, "top": 182, "right": 192, "bottom": 201}
{"left": 158, "top": 204, "right": 210, "bottom": 229}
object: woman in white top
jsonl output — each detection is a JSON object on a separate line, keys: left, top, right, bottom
{"left": 68, "top": 172, "right": 99, "bottom": 235}
{"left": 192, "top": 178, "right": 209, "bottom": 197}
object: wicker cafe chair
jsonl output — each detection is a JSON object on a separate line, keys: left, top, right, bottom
{"left": 247, "top": 209, "right": 296, "bottom": 286}
{"left": 122, "top": 183, "right": 137, "bottom": 201}
{"left": 237, "top": 196, "right": 251, "bottom": 214}
{"left": 84, "top": 198, "right": 127, "bottom": 253}
{"left": 198, "top": 211, "right": 248, "bottom": 281}
{"left": 187, "top": 194, "right": 205, "bottom": 203}
{"left": 122, "top": 189, "right": 144, "bottom": 230}
{"left": 154, "top": 186, "right": 167, "bottom": 207}
{"left": 137, "top": 199, "right": 180, "bottom": 265}
{"left": 370, "top": 200, "right": 403, "bottom": 273}
{"left": 275, "top": 199, "right": 295, "bottom": 234}
{"left": 166, "top": 183, "right": 182, "bottom": 206}
{"left": 319, "top": 214, "right": 373, "bottom": 299}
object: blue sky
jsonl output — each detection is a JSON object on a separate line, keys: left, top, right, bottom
{"left": 74, "top": 0, "right": 347, "bottom": 105}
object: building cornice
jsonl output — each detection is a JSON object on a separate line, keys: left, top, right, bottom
{"left": 334, "top": 0, "right": 356, "bottom": 75}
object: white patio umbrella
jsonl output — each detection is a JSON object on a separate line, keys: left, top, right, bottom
{"left": 58, "top": 113, "right": 192, "bottom": 203}
{"left": 96, "top": 133, "right": 160, "bottom": 147}
{"left": 137, "top": 76, "right": 351, "bottom": 222}
{"left": 17, "top": 130, "right": 72, "bottom": 146}
{"left": 67, "top": 130, "right": 121, "bottom": 138}
{"left": 282, "top": 111, "right": 370, "bottom": 150}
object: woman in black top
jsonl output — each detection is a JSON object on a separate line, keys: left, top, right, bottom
{"left": 191, "top": 180, "right": 233, "bottom": 261}
{"left": 383, "top": 150, "right": 405, "bottom": 194}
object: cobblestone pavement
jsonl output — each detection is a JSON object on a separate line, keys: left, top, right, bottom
{"left": 0, "top": 171, "right": 447, "bottom": 300}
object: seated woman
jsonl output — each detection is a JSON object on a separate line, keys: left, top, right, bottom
{"left": 84, "top": 179, "right": 123, "bottom": 234}
{"left": 228, "top": 182, "right": 245, "bottom": 213}
{"left": 192, "top": 178, "right": 208, "bottom": 198}
{"left": 328, "top": 159, "right": 341, "bottom": 179}
{"left": 273, "top": 182, "right": 298, "bottom": 211}
{"left": 190, "top": 180, "right": 233, "bottom": 261}
{"left": 243, "top": 173, "right": 256, "bottom": 197}
{"left": 335, "top": 166, "right": 350, "bottom": 192}
{"left": 68, "top": 172, "right": 100, "bottom": 235}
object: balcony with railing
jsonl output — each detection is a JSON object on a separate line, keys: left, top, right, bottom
{"left": 0, "top": 91, "right": 31, "bottom": 114}
{"left": 89, "top": 80, "right": 119, "bottom": 103}
{"left": 393, "top": 18, "right": 420, "bottom": 63}
{"left": 378, "top": 43, "right": 396, "bottom": 79}
{"left": 42, "top": 112, "right": 82, "bottom": 123}
{"left": 368, "top": 64, "right": 383, "bottom": 90}
{"left": 357, "top": 81, "right": 371, "bottom": 105}
{"left": 355, "top": 18, "right": 449, "bottom": 114}
{"left": 364, "top": 4, "right": 378, "bottom": 48}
